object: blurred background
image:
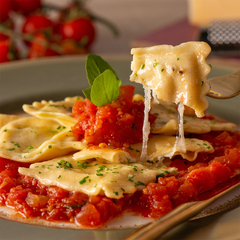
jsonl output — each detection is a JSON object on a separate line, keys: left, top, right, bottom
{"left": 0, "top": 0, "right": 239, "bottom": 64}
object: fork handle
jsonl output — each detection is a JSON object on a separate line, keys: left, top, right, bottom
{"left": 121, "top": 200, "right": 209, "bottom": 240}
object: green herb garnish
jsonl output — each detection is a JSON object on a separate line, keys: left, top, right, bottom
{"left": 113, "top": 191, "right": 119, "bottom": 196}
{"left": 57, "top": 159, "right": 73, "bottom": 169}
{"left": 79, "top": 176, "right": 89, "bottom": 184}
{"left": 77, "top": 162, "right": 89, "bottom": 169}
{"left": 134, "top": 181, "right": 145, "bottom": 187}
{"left": 83, "top": 54, "right": 122, "bottom": 107}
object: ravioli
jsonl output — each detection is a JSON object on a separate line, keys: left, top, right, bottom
{"left": 73, "top": 135, "right": 214, "bottom": 163}
{"left": 0, "top": 114, "right": 21, "bottom": 130}
{"left": 0, "top": 117, "right": 87, "bottom": 162}
{"left": 73, "top": 147, "right": 135, "bottom": 164}
{"left": 19, "top": 155, "right": 177, "bottom": 199}
{"left": 23, "top": 96, "right": 83, "bottom": 127}
{"left": 150, "top": 101, "right": 236, "bottom": 135}
{"left": 130, "top": 42, "right": 211, "bottom": 118}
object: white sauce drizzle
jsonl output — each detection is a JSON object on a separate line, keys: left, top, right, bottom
{"left": 140, "top": 86, "right": 151, "bottom": 160}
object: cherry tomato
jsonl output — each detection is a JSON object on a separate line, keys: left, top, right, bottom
{"left": 0, "top": 40, "right": 18, "bottom": 63}
{"left": 11, "top": 0, "right": 41, "bottom": 15}
{"left": 0, "top": 0, "right": 12, "bottom": 22}
{"left": 28, "top": 33, "right": 59, "bottom": 59}
{"left": 22, "top": 14, "right": 53, "bottom": 46}
{"left": 60, "top": 18, "right": 96, "bottom": 49}
{"left": 22, "top": 14, "right": 53, "bottom": 35}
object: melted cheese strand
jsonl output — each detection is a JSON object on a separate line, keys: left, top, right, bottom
{"left": 164, "top": 102, "right": 186, "bottom": 159}
{"left": 140, "top": 87, "right": 151, "bottom": 160}
{"left": 175, "top": 102, "right": 186, "bottom": 153}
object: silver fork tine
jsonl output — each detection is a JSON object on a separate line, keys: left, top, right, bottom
{"left": 207, "top": 69, "right": 240, "bottom": 99}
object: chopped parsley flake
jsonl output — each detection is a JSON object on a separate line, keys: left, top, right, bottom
{"left": 156, "top": 173, "right": 165, "bottom": 178}
{"left": 57, "top": 159, "right": 73, "bottom": 169}
{"left": 134, "top": 181, "right": 145, "bottom": 187}
{"left": 8, "top": 148, "right": 15, "bottom": 151}
{"left": 77, "top": 162, "right": 89, "bottom": 169}
{"left": 113, "top": 191, "right": 119, "bottom": 196}
{"left": 128, "top": 174, "right": 136, "bottom": 182}
{"left": 97, "top": 165, "right": 106, "bottom": 172}
{"left": 141, "top": 64, "right": 145, "bottom": 69}
{"left": 79, "top": 176, "right": 89, "bottom": 184}
{"left": 96, "top": 173, "right": 103, "bottom": 176}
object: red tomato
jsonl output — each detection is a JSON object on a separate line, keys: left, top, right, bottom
{"left": 22, "top": 14, "right": 53, "bottom": 46}
{"left": 60, "top": 18, "right": 96, "bottom": 49}
{"left": 28, "top": 33, "right": 59, "bottom": 59}
{"left": 22, "top": 14, "right": 52, "bottom": 35}
{"left": 0, "top": 0, "right": 12, "bottom": 22}
{"left": 11, "top": 0, "right": 41, "bottom": 15}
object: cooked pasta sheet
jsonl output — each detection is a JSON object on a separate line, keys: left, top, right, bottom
{"left": 19, "top": 155, "right": 177, "bottom": 199}
{"left": 130, "top": 42, "right": 211, "bottom": 118}
{"left": 23, "top": 96, "right": 83, "bottom": 127}
{"left": 0, "top": 114, "right": 21, "bottom": 129}
{"left": 73, "top": 135, "right": 214, "bottom": 163}
{"left": 0, "top": 116, "right": 87, "bottom": 162}
{"left": 151, "top": 101, "right": 236, "bottom": 135}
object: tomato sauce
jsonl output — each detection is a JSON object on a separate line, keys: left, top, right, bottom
{"left": 71, "top": 85, "right": 157, "bottom": 148}
{"left": 0, "top": 130, "right": 239, "bottom": 227}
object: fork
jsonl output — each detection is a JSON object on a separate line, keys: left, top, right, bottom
{"left": 207, "top": 68, "right": 240, "bottom": 99}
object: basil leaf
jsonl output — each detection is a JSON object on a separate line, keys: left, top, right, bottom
{"left": 82, "top": 87, "right": 91, "bottom": 101}
{"left": 91, "top": 69, "right": 120, "bottom": 106}
{"left": 86, "top": 54, "right": 119, "bottom": 86}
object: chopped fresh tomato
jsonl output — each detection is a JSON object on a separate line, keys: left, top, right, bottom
{"left": 71, "top": 85, "right": 157, "bottom": 148}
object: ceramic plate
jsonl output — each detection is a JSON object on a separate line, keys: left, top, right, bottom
{"left": 0, "top": 56, "right": 239, "bottom": 240}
